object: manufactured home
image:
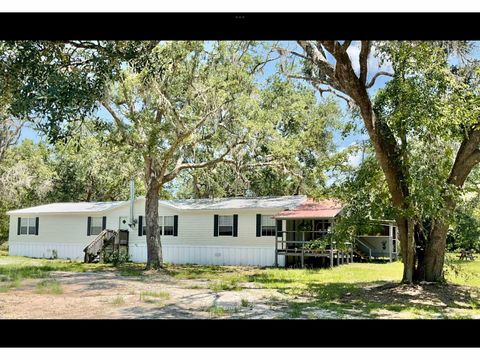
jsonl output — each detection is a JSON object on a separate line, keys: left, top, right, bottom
{"left": 7, "top": 195, "right": 398, "bottom": 267}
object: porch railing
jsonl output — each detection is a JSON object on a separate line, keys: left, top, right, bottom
{"left": 275, "top": 230, "right": 354, "bottom": 268}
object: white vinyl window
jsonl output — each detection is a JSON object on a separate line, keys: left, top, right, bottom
{"left": 90, "top": 217, "right": 103, "bottom": 236}
{"left": 158, "top": 216, "right": 163, "bottom": 235}
{"left": 20, "top": 218, "right": 37, "bottom": 235}
{"left": 218, "top": 215, "right": 233, "bottom": 236}
{"left": 152, "top": 216, "right": 175, "bottom": 236}
{"left": 261, "top": 215, "right": 276, "bottom": 236}
{"left": 163, "top": 216, "right": 174, "bottom": 236}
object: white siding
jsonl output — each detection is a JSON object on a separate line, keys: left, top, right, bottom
{"left": 358, "top": 236, "right": 391, "bottom": 257}
{"left": 8, "top": 198, "right": 285, "bottom": 266}
{"left": 129, "top": 244, "right": 283, "bottom": 267}
{"left": 9, "top": 242, "right": 86, "bottom": 260}
{"left": 8, "top": 214, "right": 95, "bottom": 259}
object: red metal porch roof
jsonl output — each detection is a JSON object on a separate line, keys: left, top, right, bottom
{"left": 274, "top": 198, "right": 343, "bottom": 219}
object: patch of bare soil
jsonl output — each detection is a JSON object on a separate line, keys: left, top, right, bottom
{"left": 341, "top": 282, "right": 480, "bottom": 318}
{"left": 0, "top": 270, "right": 301, "bottom": 319}
{"left": 5, "top": 270, "right": 475, "bottom": 319}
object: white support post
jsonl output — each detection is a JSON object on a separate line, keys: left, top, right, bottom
{"left": 301, "top": 231, "right": 305, "bottom": 268}
{"left": 275, "top": 224, "right": 278, "bottom": 268}
{"left": 388, "top": 224, "right": 393, "bottom": 262}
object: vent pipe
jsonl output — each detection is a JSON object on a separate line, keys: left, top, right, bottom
{"left": 129, "top": 179, "right": 136, "bottom": 228}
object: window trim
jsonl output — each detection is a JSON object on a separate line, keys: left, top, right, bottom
{"left": 163, "top": 216, "right": 174, "bottom": 236}
{"left": 158, "top": 216, "right": 163, "bottom": 236}
{"left": 141, "top": 216, "right": 175, "bottom": 236}
{"left": 89, "top": 216, "right": 103, "bottom": 236}
{"left": 19, "top": 217, "right": 37, "bottom": 236}
{"left": 261, "top": 215, "right": 276, "bottom": 237}
{"left": 218, "top": 215, "right": 234, "bottom": 236}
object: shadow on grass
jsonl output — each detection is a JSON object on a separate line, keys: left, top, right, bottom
{"left": 273, "top": 281, "right": 480, "bottom": 319}
{"left": 0, "top": 258, "right": 150, "bottom": 293}
{"left": 167, "top": 264, "right": 247, "bottom": 279}
{"left": 117, "top": 304, "right": 205, "bottom": 319}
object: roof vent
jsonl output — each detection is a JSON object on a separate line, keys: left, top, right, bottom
{"left": 244, "top": 189, "right": 256, "bottom": 197}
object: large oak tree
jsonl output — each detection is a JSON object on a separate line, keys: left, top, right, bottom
{"left": 100, "top": 41, "right": 267, "bottom": 269}
{"left": 286, "top": 40, "right": 480, "bottom": 283}
{"left": 175, "top": 75, "right": 344, "bottom": 199}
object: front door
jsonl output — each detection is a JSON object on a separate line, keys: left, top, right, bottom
{"left": 119, "top": 216, "right": 130, "bottom": 231}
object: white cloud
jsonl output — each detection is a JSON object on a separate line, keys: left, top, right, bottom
{"left": 347, "top": 150, "right": 363, "bottom": 168}
{"left": 337, "top": 141, "right": 364, "bottom": 169}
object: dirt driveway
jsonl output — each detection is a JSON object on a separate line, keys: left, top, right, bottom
{"left": 0, "top": 270, "right": 341, "bottom": 319}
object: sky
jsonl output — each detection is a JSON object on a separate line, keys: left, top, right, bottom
{"left": 18, "top": 41, "right": 368, "bottom": 166}
{"left": 18, "top": 41, "right": 479, "bottom": 173}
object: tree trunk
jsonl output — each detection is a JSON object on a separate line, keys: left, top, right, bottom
{"left": 144, "top": 157, "right": 163, "bottom": 270}
{"left": 413, "top": 222, "right": 427, "bottom": 282}
{"left": 397, "top": 217, "right": 416, "bottom": 283}
{"left": 424, "top": 221, "right": 448, "bottom": 282}
{"left": 397, "top": 216, "right": 448, "bottom": 283}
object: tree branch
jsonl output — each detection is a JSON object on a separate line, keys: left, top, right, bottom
{"left": 0, "top": 117, "right": 24, "bottom": 163}
{"left": 100, "top": 100, "right": 134, "bottom": 145}
{"left": 297, "top": 41, "right": 341, "bottom": 90}
{"left": 342, "top": 40, "right": 352, "bottom": 51}
{"left": 448, "top": 127, "right": 480, "bottom": 187}
{"left": 359, "top": 41, "right": 371, "bottom": 84}
{"left": 251, "top": 55, "right": 281, "bottom": 74}
{"left": 163, "top": 140, "right": 246, "bottom": 183}
{"left": 366, "top": 71, "right": 394, "bottom": 88}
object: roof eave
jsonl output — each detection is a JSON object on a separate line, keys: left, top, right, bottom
{"left": 7, "top": 201, "right": 129, "bottom": 216}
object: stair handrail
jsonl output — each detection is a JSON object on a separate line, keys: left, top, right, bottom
{"left": 83, "top": 229, "right": 116, "bottom": 256}
{"left": 356, "top": 238, "right": 372, "bottom": 260}
{"left": 84, "top": 229, "right": 106, "bottom": 255}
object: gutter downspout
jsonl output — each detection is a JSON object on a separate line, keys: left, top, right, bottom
{"left": 129, "top": 179, "right": 136, "bottom": 228}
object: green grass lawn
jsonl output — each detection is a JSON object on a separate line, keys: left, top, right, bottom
{"left": 169, "top": 257, "right": 480, "bottom": 318}
{"left": 0, "top": 250, "right": 144, "bottom": 292}
{"left": 1, "top": 250, "right": 480, "bottom": 318}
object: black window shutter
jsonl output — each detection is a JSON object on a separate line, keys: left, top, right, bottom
{"left": 87, "top": 217, "right": 91, "bottom": 236}
{"left": 138, "top": 216, "right": 143, "bottom": 237}
{"left": 276, "top": 219, "right": 282, "bottom": 233}
{"left": 173, "top": 215, "right": 178, "bottom": 237}
{"left": 35, "top": 217, "right": 39, "bottom": 235}
{"left": 233, "top": 214, "right": 238, "bottom": 237}
{"left": 214, "top": 215, "right": 219, "bottom": 237}
{"left": 102, "top": 216, "right": 107, "bottom": 230}
{"left": 256, "top": 214, "right": 261, "bottom": 237}
{"left": 17, "top": 217, "right": 21, "bottom": 235}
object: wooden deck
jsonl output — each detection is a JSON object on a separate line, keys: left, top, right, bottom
{"left": 275, "top": 230, "right": 354, "bottom": 268}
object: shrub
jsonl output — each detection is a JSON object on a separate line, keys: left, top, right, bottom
{"left": 0, "top": 241, "right": 8, "bottom": 252}
{"left": 36, "top": 279, "right": 63, "bottom": 294}
{"left": 111, "top": 296, "right": 125, "bottom": 306}
{"left": 209, "top": 279, "right": 241, "bottom": 292}
{"left": 104, "top": 250, "right": 131, "bottom": 266}
{"left": 140, "top": 291, "right": 170, "bottom": 302}
{"left": 303, "top": 238, "right": 330, "bottom": 251}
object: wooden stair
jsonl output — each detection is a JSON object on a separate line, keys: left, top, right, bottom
{"left": 83, "top": 229, "right": 118, "bottom": 263}
{"left": 353, "top": 248, "right": 370, "bottom": 262}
